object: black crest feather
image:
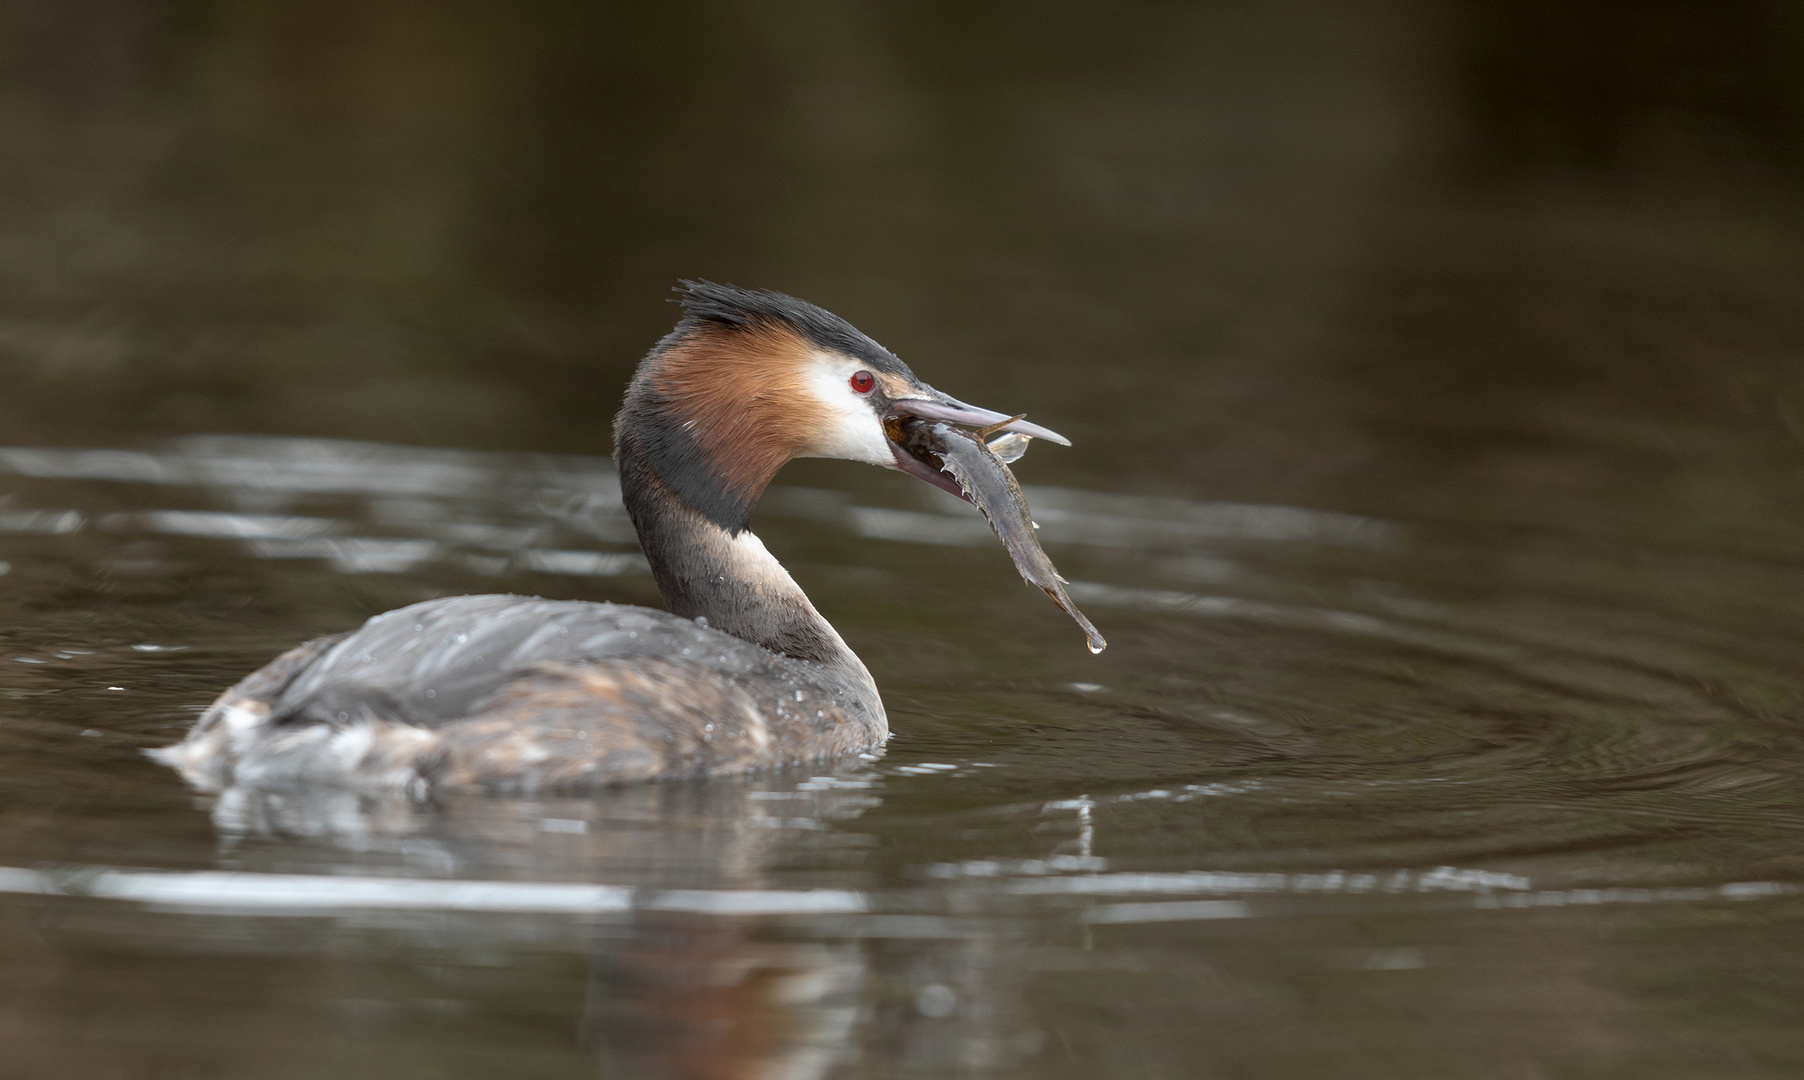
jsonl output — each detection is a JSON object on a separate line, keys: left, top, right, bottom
{"left": 672, "top": 280, "right": 914, "bottom": 377}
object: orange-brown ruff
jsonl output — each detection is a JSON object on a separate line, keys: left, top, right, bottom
{"left": 651, "top": 320, "right": 817, "bottom": 509}
{"left": 153, "top": 281, "right": 1069, "bottom": 795}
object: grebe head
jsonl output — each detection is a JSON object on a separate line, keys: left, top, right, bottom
{"left": 616, "top": 280, "right": 1068, "bottom": 533}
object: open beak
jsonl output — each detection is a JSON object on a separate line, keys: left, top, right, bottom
{"left": 884, "top": 389, "right": 1069, "bottom": 499}
{"left": 889, "top": 392, "right": 1070, "bottom": 445}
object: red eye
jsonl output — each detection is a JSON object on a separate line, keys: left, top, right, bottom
{"left": 849, "top": 370, "right": 875, "bottom": 394}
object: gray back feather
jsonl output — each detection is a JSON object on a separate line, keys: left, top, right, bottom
{"left": 270, "top": 595, "right": 855, "bottom": 728}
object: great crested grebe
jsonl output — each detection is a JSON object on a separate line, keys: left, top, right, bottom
{"left": 153, "top": 282, "right": 1079, "bottom": 794}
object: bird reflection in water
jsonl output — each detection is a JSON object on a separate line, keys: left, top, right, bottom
{"left": 585, "top": 922, "right": 862, "bottom": 1080}
{"left": 583, "top": 917, "right": 1034, "bottom": 1080}
{"left": 199, "top": 772, "right": 1036, "bottom": 1079}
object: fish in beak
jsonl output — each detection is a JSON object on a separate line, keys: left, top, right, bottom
{"left": 884, "top": 409, "right": 1105, "bottom": 654}
{"left": 882, "top": 388, "right": 1069, "bottom": 500}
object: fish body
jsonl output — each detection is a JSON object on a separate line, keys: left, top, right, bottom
{"left": 895, "top": 418, "right": 1106, "bottom": 653}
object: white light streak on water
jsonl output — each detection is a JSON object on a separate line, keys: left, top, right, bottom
{"left": 515, "top": 549, "right": 649, "bottom": 576}
{"left": 1007, "top": 867, "right": 1534, "bottom": 897}
{"left": 0, "top": 866, "right": 865, "bottom": 917}
{"left": 0, "top": 447, "right": 179, "bottom": 484}
{"left": 128, "top": 510, "right": 339, "bottom": 540}
{"left": 1083, "top": 900, "right": 1250, "bottom": 923}
{"left": 1474, "top": 882, "right": 1799, "bottom": 909}
{"left": 645, "top": 890, "right": 867, "bottom": 915}
{"left": 847, "top": 507, "right": 992, "bottom": 546}
{"left": 0, "top": 439, "right": 622, "bottom": 501}
{"left": 246, "top": 538, "right": 440, "bottom": 573}
{"left": 0, "top": 508, "right": 82, "bottom": 533}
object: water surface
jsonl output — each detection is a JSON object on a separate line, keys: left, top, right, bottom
{"left": 3, "top": 3, "right": 1804, "bottom": 1077}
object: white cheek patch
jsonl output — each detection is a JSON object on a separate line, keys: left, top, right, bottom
{"left": 796, "top": 352, "right": 896, "bottom": 467}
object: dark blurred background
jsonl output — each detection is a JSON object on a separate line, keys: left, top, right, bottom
{"left": 3, "top": 0, "right": 1802, "bottom": 547}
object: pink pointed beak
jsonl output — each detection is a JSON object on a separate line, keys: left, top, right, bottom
{"left": 889, "top": 393, "right": 1070, "bottom": 446}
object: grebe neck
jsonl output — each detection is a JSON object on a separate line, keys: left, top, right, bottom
{"left": 614, "top": 437, "right": 872, "bottom": 689}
